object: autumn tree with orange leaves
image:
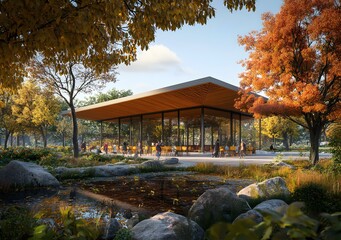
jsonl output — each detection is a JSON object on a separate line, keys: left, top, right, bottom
{"left": 236, "top": 0, "right": 341, "bottom": 165}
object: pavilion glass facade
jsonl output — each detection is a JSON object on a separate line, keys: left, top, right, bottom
{"left": 101, "top": 107, "right": 257, "bottom": 154}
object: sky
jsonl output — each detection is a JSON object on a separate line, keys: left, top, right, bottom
{"left": 103, "top": 0, "right": 283, "bottom": 95}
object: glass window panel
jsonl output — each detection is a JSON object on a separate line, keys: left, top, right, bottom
{"left": 179, "top": 108, "right": 201, "bottom": 152}
{"left": 142, "top": 113, "right": 162, "bottom": 153}
{"left": 120, "top": 117, "right": 131, "bottom": 150}
{"left": 130, "top": 116, "right": 140, "bottom": 147}
{"left": 163, "top": 111, "right": 178, "bottom": 147}
{"left": 204, "top": 108, "right": 231, "bottom": 152}
{"left": 241, "top": 115, "right": 256, "bottom": 150}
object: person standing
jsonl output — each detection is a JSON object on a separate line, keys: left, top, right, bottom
{"left": 213, "top": 139, "right": 220, "bottom": 158}
{"left": 239, "top": 140, "right": 246, "bottom": 158}
{"left": 137, "top": 141, "right": 143, "bottom": 156}
{"left": 112, "top": 144, "right": 117, "bottom": 154}
{"left": 224, "top": 144, "right": 229, "bottom": 157}
{"left": 104, "top": 142, "right": 108, "bottom": 154}
{"left": 122, "top": 142, "right": 128, "bottom": 156}
{"left": 81, "top": 141, "right": 86, "bottom": 152}
{"left": 156, "top": 141, "right": 162, "bottom": 160}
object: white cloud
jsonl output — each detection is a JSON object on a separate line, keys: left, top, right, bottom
{"left": 119, "top": 44, "right": 182, "bottom": 72}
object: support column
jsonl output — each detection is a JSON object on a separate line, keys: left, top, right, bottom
{"left": 239, "top": 114, "right": 242, "bottom": 144}
{"left": 200, "top": 107, "right": 205, "bottom": 153}
{"left": 186, "top": 124, "right": 189, "bottom": 154}
{"left": 177, "top": 110, "right": 180, "bottom": 146}
{"left": 118, "top": 118, "right": 121, "bottom": 149}
{"left": 129, "top": 117, "right": 132, "bottom": 145}
{"left": 259, "top": 118, "right": 262, "bottom": 150}
{"left": 139, "top": 115, "right": 143, "bottom": 145}
{"left": 161, "top": 112, "right": 164, "bottom": 143}
{"left": 100, "top": 121, "right": 103, "bottom": 147}
{"left": 230, "top": 113, "right": 233, "bottom": 145}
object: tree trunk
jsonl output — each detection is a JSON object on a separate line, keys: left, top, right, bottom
{"left": 282, "top": 132, "right": 289, "bottom": 150}
{"left": 16, "top": 135, "right": 19, "bottom": 147}
{"left": 309, "top": 125, "right": 323, "bottom": 165}
{"left": 34, "top": 134, "right": 38, "bottom": 147}
{"left": 41, "top": 127, "right": 47, "bottom": 148}
{"left": 4, "top": 130, "right": 10, "bottom": 149}
{"left": 70, "top": 104, "right": 79, "bottom": 158}
{"left": 62, "top": 132, "right": 65, "bottom": 147}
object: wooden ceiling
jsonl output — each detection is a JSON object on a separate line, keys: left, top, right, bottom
{"left": 73, "top": 77, "right": 246, "bottom": 121}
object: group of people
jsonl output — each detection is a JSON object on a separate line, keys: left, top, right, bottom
{"left": 213, "top": 139, "right": 247, "bottom": 158}
{"left": 80, "top": 140, "right": 164, "bottom": 159}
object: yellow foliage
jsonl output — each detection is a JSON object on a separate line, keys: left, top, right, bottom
{"left": 0, "top": 0, "right": 255, "bottom": 89}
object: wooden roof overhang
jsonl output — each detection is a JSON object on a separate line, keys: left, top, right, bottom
{"left": 72, "top": 77, "right": 251, "bottom": 122}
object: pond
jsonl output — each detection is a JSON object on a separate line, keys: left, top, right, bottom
{"left": 0, "top": 172, "right": 254, "bottom": 227}
{"left": 78, "top": 172, "right": 254, "bottom": 216}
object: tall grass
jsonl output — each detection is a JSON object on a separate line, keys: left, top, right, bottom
{"left": 189, "top": 160, "right": 341, "bottom": 196}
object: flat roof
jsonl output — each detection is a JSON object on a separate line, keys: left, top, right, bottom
{"left": 73, "top": 76, "right": 249, "bottom": 121}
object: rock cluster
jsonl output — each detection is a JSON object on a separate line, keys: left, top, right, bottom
{"left": 129, "top": 176, "right": 291, "bottom": 240}
{"left": 0, "top": 160, "right": 291, "bottom": 240}
{"left": 0, "top": 160, "right": 60, "bottom": 192}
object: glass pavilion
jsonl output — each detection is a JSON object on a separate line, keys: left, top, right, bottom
{"left": 73, "top": 77, "right": 261, "bottom": 155}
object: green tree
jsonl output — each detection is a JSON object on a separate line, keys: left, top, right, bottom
{"left": 56, "top": 116, "right": 72, "bottom": 147}
{"left": 0, "top": 0, "right": 255, "bottom": 89}
{"left": 77, "top": 88, "right": 133, "bottom": 147}
{"left": 31, "top": 60, "right": 116, "bottom": 157}
{"left": 78, "top": 88, "right": 133, "bottom": 106}
{"left": 326, "top": 122, "right": 341, "bottom": 163}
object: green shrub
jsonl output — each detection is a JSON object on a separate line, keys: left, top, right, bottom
{"left": 82, "top": 152, "right": 112, "bottom": 162}
{"left": 0, "top": 147, "right": 54, "bottom": 166}
{"left": 114, "top": 228, "right": 133, "bottom": 240}
{"left": 0, "top": 206, "right": 36, "bottom": 240}
{"left": 55, "top": 145, "right": 73, "bottom": 154}
{"left": 31, "top": 206, "right": 100, "bottom": 240}
{"left": 292, "top": 182, "right": 341, "bottom": 214}
{"left": 206, "top": 202, "right": 341, "bottom": 240}
{"left": 38, "top": 153, "right": 59, "bottom": 167}
{"left": 55, "top": 168, "right": 96, "bottom": 180}
{"left": 330, "top": 131, "right": 341, "bottom": 164}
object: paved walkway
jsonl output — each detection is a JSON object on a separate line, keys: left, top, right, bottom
{"left": 143, "top": 151, "right": 332, "bottom": 167}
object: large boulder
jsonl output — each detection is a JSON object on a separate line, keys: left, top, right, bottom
{"left": 234, "top": 199, "right": 288, "bottom": 224}
{"left": 162, "top": 158, "right": 179, "bottom": 165}
{"left": 0, "top": 160, "right": 60, "bottom": 192}
{"left": 94, "top": 164, "right": 138, "bottom": 177}
{"left": 102, "top": 218, "right": 122, "bottom": 240}
{"left": 140, "top": 160, "right": 163, "bottom": 168}
{"left": 233, "top": 209, "right": 263, "bottom": 224}
{"left": 273, "top": 161, "right": 296, "bottom": 169}
{"left": 253, "top": 199, "right": 288, "bottom": 213}
{"left": 237, "top": 177, "right": 290, "bottom": 200}
{"left": 54, "top": 164, "right": 138, "bottom": 178}
{"left": 131, "top": 212, "right": 204, "bottom": 240}
{"left": 188, "top": 187, "right": 251, "bottom": 230}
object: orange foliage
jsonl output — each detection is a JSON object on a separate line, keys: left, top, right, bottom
{"left": 236, "top": 0, "right": 341, "bottom": 122}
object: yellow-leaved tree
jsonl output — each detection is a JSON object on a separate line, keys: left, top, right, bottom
{"left": 0, "top": 0, "right": 255, "bottom": 88}
{"left": 260, "top": 116, "right": 299, "bottom": 150}
{"left": 11, "top": 81, "right": 61, "bottom": 147}
{"left": 0, "top": 86, "right": 19, "bottom": 148}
